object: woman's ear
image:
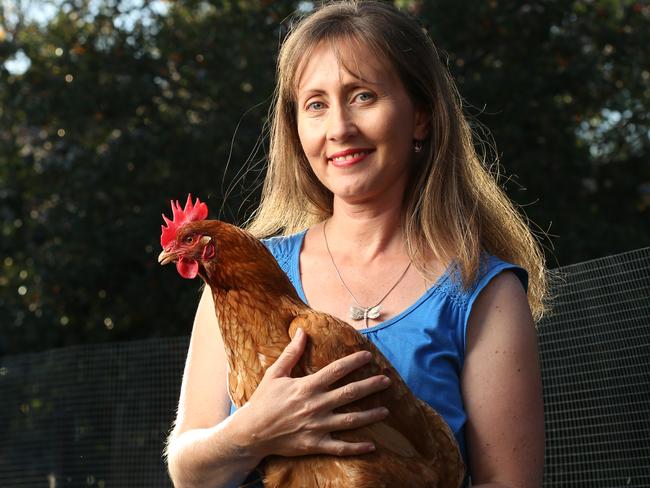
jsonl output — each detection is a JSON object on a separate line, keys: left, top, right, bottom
{"left": 413, "top": 106, "right": 430, "bottom": 141}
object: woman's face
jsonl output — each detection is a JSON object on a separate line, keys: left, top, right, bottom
{"left": 295, "top": 40, "right": 428, "bottom": 206}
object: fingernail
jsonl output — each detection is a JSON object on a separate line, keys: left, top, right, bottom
{"left": 362, "top": 351, "right": 372, "bottom": 360}
{"left": 382, "top": 376, "right": 391, "bottom": 386}
{"left": 295, "top": 328, "right": 303, "bottom": 339}
{"left": 367, "top": 443, "right": 376, "bottom": 452}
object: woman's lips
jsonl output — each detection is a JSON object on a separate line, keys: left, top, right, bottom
{"left": 328, "top": 148, "right": 374, "bottom": 168}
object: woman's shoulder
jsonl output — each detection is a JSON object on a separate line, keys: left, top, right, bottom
{"left": 443, "top": 253, "right": 529, "bottom": 309}
{"left": 434, "top": 253, "right": 531, "bottom": 359}
{"left": 475, "top": 254, "right": 528, "bottom": 294}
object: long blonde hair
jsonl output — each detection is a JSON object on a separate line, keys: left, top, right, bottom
{"left": 246, "top": 0, "right": 549, "bottom": 321}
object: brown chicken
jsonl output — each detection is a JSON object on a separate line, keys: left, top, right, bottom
{"left": 158, "top": 195, "right": 465, "bottom": 488}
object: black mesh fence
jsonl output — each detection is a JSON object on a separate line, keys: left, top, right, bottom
{"left": 538, "top": 247, "right": 650, "bottom": 487}
{"left": 1, "top": 247, "right": 649, "bottom": 487}
{"left": 0, "top": 338, "right": 188, "bottom": 487}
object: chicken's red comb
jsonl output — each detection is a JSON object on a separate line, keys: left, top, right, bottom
{"left": 160, "top": 194, "right": 208, "bottom": 248}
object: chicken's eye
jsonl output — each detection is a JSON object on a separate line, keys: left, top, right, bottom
{"left": 183, "top": 235, "right": 195, "bottom": 244}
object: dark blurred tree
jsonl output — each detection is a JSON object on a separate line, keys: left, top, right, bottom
{"left": 415, "top": 0, "right": 650, "bottom": 265}
{"left": 0, "top": 0, "right": 299, "bottom": 354}
{"left": 0, "top": 0, "right": 648, "bottom": 355}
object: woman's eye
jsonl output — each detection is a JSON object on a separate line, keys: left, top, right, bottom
{"left": 355, "top": 92, "right": 374, "bottom": 102}
{"left": 306, "top": 101, "right": 325, "bottom": 111}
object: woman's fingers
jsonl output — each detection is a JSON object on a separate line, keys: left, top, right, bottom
{"left": 308, "top": 406, "right": 389, "bottom": 457}
{"left": 316, "top": 437, "right": 377, "bottom": 456}
{"left": 322, "top": 373, "right": 391, "bottom": 409}
{"left": 321, "top": 407, "right": 390, "bottom": 433}
{"left": 266, "top": 328, "right": 306, "bottom": 378}
{"left": 247, "top": 340, "right": 393, "bottom": 458}
{"left": 314, "top": 350, "right": 373, "bottom": 387}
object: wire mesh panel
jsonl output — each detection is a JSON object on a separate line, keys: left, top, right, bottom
{"left": 1, "top": 248, "right": 649, "bottom": 486}
{"left": 539, "top": 247, "right": 650, "bottom": 487}
{"left": 0, "top": 337, "right": 188, "bottom": 487}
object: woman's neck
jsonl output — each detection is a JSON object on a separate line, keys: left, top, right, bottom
{"left": 325, "top": 199, "right": 407, "bottom": 265}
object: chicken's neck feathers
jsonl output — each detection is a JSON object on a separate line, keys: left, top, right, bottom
{"left": 211, "top": 287, "right": 306, "bottom": 405}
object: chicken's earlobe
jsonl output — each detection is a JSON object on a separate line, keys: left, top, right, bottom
{"left": 201, "top": 236, "right": 215, "bottom": 260}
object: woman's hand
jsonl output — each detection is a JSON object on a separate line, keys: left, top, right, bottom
{"left": 236, "top": 327, "right": 391, "bottom": 458}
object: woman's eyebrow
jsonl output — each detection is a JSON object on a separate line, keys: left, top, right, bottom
{"left": 298, "top": 79, "right": 383, "bottom": 97}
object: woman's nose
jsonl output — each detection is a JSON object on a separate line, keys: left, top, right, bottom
{"left": 326, "top": 104, "right": 358, "bottom": 141}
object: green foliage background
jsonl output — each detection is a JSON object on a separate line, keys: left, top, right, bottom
{"left": 1, "top": 0, "right": 648, "bottom": 355}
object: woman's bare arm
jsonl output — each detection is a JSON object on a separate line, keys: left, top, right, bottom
{"left": 462, "top": 271, "right": 545, "bottom": 488}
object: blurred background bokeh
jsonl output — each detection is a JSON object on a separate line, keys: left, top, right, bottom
{"left": 1, "top": 0, "right": 649, "bottom": 356}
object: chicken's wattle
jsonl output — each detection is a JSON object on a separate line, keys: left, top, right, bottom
{"left": 177, "top": 257, "right": 198, "bottom": 279}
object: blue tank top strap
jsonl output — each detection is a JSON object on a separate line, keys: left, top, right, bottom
{"left": 262, "top": 230, "right": 306, "bottom": 287}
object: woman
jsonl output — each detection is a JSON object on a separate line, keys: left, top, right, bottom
{"left": 165, "top": 1, "right": 546, "bottom": 487}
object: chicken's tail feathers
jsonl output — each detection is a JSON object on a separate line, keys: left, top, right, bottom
{"left": 264, "top": 455, "right": 390, "bottom": 488}
{"left": 416, "top": 398, "right": 466, "bottom": 488}
{"left": 355, "top": 422, "right": 418, "bottom": 457}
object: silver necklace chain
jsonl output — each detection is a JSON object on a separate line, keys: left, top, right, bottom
{"left": 323, "top": 220, "right": 412, "bottom": 328}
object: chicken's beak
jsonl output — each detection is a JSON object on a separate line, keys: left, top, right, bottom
{"left": 158, "top": 249, "right": 177, "bottom": 266}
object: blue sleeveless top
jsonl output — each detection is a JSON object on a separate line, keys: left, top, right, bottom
{"left": 231, "top": 230, "right": 528, "bottom": 476}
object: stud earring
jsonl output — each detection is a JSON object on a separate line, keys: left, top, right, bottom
{"left": 414, "top": 140, "right": 423, "bottom": 153}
